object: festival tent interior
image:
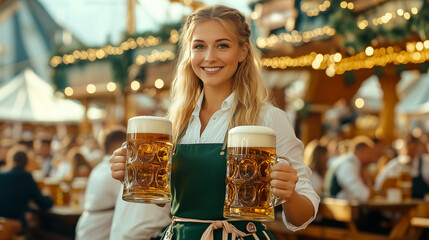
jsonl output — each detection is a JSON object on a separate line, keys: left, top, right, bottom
{"left": 0, "top": 68, "right": 105, "bottom": 123}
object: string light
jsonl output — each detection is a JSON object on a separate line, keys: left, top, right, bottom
{"left": 135, "top": 50, "right": 175, "bottom": 66}
{"left": 355, "top": 98, "right": 365, "bottom": 109}
{"left": 107, "top": 82, "right": 117, "bottom": 92}
{"left": 64, "top": 87, "right": 74, "bottom": 97}
{"left": 154, "top": 79, "right": 165, "bottom": 89}
{"left": 256, "top": 26, "right": 336, "bottom": 49}
{"left": 262, "top": 41, "right": 429, "bottom": 77}
{"left": 130, "top": 81, "right": 140, "bottom": 91}
{"left": 86, "top": 84, "right": 96, "bottom": 94}
{"left": 301, "top": 0, "right": 331, "bottom": 17}
{"left": 50, "top": 35, "right": 164, "bottom": 67}
{"left": 357, "top": 5, "right": 420, "bottom": 30}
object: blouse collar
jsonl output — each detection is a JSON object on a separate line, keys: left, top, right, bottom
{"left": 191, "top": 90, "right": 235, "bottom": 116}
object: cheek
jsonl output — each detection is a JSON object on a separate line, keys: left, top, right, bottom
{"left": 191, "top": 52, "right": 202, "bottom": 67}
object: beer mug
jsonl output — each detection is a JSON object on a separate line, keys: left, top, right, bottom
{"left": 43, "top": 177, "right": 62, "bottom": 205}
{"left": 224, "top": 126, "right": 289, "bottom": 221}
{"left": 122, "top": 116, "right": 173, "bottom": 204}
{"left": 72, "top": 177, "right": 87, "bottom": 209}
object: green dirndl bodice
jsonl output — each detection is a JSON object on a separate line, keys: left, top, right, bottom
{"left": 162, "top": 143, "right": 276, "bottom": 240}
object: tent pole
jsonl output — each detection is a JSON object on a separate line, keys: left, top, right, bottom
{"left": 79, "top": 98, "right": 92, "bottom": 134}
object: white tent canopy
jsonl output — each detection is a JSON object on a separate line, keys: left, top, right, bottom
{"left": 352, "top": 70, "right": 424, "bottom": 113}
{"left": 396, "top": 72, "right": 429, "bottom": 115}
{"left": 0, "top": 68, "right": 104, "bottom": 123}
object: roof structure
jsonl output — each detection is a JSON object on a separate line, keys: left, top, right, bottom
{"left": 0, "top": 68, "right": 104, "bottom": 123}
{"left": 0, "top": 0, "right": 81, "bottom": 85}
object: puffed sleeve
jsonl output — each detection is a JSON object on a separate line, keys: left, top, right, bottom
{"left": 258, "top": 104, "right": 320, "bottom": 231}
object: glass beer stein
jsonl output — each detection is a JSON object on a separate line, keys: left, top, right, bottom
{"left": 122, "top": 116, "right": 173, "bottom": 204}
{"left": 224, "top": 126, "right": 289, "bottom": 221}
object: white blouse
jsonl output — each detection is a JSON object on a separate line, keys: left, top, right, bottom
{"left": 180, "top": 91, "right": 320, "bottom": 232}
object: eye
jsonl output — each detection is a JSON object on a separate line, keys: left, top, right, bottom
{"left": 192, "top": 44, "right": 205, "bottom": 49}
{"left": 218, "top": 43, "right": 229, "bottom": 49}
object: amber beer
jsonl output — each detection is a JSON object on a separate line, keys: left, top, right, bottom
{"left": 224, "top": 126, "right": 280, "bottom": 221}
{"left": 123, "top": 116, "right": 173, "bottom": 204}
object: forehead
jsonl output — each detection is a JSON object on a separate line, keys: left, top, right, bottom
{"left": 192, "top": 20, "right": 236, "bottom": 41}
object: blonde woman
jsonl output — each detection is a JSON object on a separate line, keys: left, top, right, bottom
{"left": 110, "top": 5, "right": 319, "bottom": 239}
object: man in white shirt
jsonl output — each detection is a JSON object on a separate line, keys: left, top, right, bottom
{"left": 76, "top": 126, "right": 126, "bottom": 240}
{"left": 110, "top": 190, "right": 172, "bottom": 240}
{"left": 375, "top": 136, "right": 429, "bottom": 199}
{"left": 324, "top": 136, "right": 376, "bottom": 201}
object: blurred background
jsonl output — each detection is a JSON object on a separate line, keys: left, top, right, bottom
{"left": 1, "top": 0, "right": 428, "bottom": 146}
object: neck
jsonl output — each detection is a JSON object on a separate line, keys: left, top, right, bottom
{"left": 201, "top": 86, "right": 232, "bottom": 113}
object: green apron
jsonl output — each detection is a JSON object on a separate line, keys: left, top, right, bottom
{"left": 162, "top": 143, "right": 277, "bottom": 240}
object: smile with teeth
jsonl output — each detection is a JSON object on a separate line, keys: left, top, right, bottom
{"left": 202, "top": 67, "right": 223, "bottom": 72}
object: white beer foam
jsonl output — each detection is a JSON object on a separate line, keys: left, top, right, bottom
{"left": 228, "top": 126, "right": 276, "bottom": 148}
{"left": 127, "top": 116, "right": 172, "bottom": 135}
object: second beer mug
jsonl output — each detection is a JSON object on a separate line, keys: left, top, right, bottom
{"left": 224, "top": 126, "right": 288, "bottom": 221}
{"left": 122, "top": 116, "right": 173, "bottom": 204}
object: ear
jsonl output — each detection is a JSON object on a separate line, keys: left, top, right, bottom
{"left": 238, "top": 42, "right": 249, "bottom": 62}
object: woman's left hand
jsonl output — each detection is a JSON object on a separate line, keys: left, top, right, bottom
{"left": 270, "top": 163, "right": 298, "bottom": 201}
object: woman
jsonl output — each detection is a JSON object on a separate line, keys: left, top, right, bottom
{"left": 64, "top": 147, "right": 92, "bottom": 182}
{"left": 303, "top": 140, "right": 328, "bottom": 196}
{"left": 111, "top": 5, "right": 319, "bottom": 239}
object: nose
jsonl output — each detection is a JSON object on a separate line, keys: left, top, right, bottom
{"left": 204, "top": 47, "right": 216, "bottom": 62}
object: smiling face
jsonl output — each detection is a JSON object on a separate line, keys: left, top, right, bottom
{"left": 190, "top": 20, "right": 248, "bottom": 92}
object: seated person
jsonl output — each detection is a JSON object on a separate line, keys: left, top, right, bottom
{"left": 64, "top": 147, "right": 92, "bottom": 182}
{"left": 324, "top": 136, "right": 376, "bottom": 201}
{"left": 375, "top": 135, "right": 429, "bottom": 199}
{"left": 0, "top": 145, "right": 53, "bottom": 231}
{"left": 304, "top": 140, "right": 328, "bottom": 196}
{"left": 76, "top": 126, "right": 126, "bottom": 240}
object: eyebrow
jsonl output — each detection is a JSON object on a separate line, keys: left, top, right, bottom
{"left": 192, "top": 38, "right": 232, "bottom": 43}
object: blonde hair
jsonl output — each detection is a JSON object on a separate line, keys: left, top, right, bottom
{"left": 168, "top": 5, "right": 270, "bottom": 143}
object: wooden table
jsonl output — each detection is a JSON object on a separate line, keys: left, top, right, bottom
{"left": 265, "top": 198, "right": 429, "bottom": 240}
{"left": 28, "top": 205, "right": 82, "bottom": 240}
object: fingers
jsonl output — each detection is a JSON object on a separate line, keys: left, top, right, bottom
{"left": 110, "top": 146, "right": 127, "bottom": 182}
{"left": 110, "top": 147, "right": 127, "bottom": 164}
{"left": 271, "top": 163, "right": 298, "bottom": 200}
{"left": 111, "top": 169, "right": 125, "bottom": 182}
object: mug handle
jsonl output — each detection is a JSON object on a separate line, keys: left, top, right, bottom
{"left": 272, "top": 156, "right": 292, "bottom": 206}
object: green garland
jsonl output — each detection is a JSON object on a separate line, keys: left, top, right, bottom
{"left": 51, "top": 22, "right": 181, "bottom": 92}
{"left": 328, "top": 0, "right": 429, "bottom": 54}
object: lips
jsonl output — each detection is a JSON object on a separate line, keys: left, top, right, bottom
{"left": 202, "top": 66, "right": 223, "bottom": 72}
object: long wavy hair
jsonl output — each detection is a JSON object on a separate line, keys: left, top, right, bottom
{"left": 167, "top": 5, "right": 270, "bottom": 143}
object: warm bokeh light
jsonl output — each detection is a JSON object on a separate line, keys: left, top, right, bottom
{"left": 107, "top": 82, "right": 117, "bottom": 92}
{"left": 293, "top": 99, "right": 305, "bottom": 110}
{"left": 397, "top": 9, "right": 404, "bottom": 16}
{"left": 334, "top": 53, "right": 342, "bottom": 62}
{"left": 403, "top": 12, "right": 411, "bottom": 20}
{"left": 365, "top": 46, "right": 374, "bottom": 56}
{"left": 154, "top": 79, "right": 164, "bottom": 89}
{"left": 416, "top": 42, "right": 424, "bottom": 51}
{"left": 64, "top": 87, "right": 74, "bottom": 97}
{"left": 355, "top": 98, "right": 365, "bottom": 109}
{"left": 131, "top": 80, "right": 140, "bottom": 91}
{"left": 326, "top": 65, "right": 336, "bottom": 77}
{"left": 86, "top": 84, "right": 96, "bottom": 94}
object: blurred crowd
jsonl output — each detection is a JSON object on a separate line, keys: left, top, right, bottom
{"left": 1, "top": 122, "right": 429, "bottom": 239}
{"left": 304, "top": 130, "right": 429, "bottom": 202}
{"left": 0, "top": 125, "right": 118, "bottom": 238}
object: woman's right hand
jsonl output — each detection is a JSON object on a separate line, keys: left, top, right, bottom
{"left": 110, "top": 146, "right": 126, "bottom": 182}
